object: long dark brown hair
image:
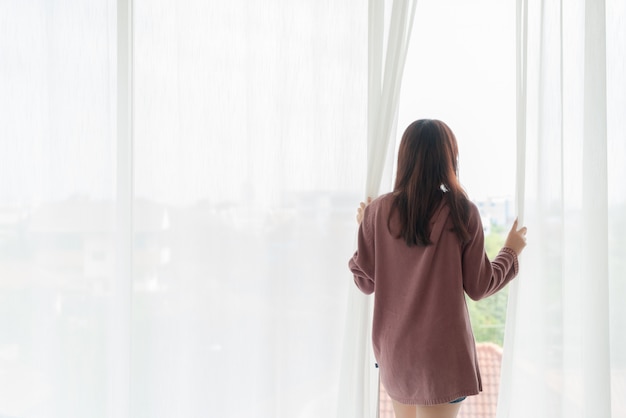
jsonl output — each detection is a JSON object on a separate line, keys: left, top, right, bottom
{"left": 389, "top": 119, "right": 470, "bottom": 246}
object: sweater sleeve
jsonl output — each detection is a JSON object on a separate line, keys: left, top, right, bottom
{"left": 348, "top": 205, "right": 375, "bottom": 295}
{"left": 462, "top": 204, "right": 519, "bottom": 301}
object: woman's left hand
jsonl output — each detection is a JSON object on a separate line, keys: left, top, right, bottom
{"left": 356, "top": 197, "right": 372, "bottom": 225}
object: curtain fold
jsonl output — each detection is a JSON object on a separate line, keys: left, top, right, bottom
{"left": 111, "top": 1, "right": 132, "bottom": 417}
{"left": 337, "top": 1, "right": 417, "bottom": 417}
{"left": 498, "top": 0, "right": 626, "bottom": 417}
{"left": 496, "top": 0, "right": 527, "bottom": 413}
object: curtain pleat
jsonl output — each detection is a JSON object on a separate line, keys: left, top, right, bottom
{"left": 337, "top": 1, "right": 417, "bottom": 417}
{"left": 498, "top": 0, "right": 625, "bottom": 416}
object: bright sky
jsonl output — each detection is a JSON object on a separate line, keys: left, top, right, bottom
{"left": 397, "top": 0, "right": 516, "bottom": 200}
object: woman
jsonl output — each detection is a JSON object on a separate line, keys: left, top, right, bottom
{"left": 349, "top": 119, "right": 527, "bottom": 418}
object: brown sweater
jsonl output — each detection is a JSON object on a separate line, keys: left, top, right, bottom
{"left": 349, "top": 193, "right": 518, "bottom": 405}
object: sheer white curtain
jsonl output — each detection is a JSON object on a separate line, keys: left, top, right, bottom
{"left": 0, "top": 2, "right": 117, "bottom": 416}
{"left": 337, "top": 1, "right": 416, "bottom": 417}
{"left": 0, "top": 1, "right": 373, "bottom": 417}
{"left": 498, "top": 0, "right": 626, "bottom": 417}
{"left": 131, "top": 1, "right": 368, "bottom": 417}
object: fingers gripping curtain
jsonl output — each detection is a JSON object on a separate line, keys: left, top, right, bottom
{"left": 498, "top": 0, "right": 626, "bottom": 417}
{"left": 337, "top": 1, "right": 416, "bottom": 417}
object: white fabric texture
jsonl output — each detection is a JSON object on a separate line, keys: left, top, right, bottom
{"left": 498, "top": 0, "right": 626, "bottom": 417}
{"left": 0, "top": 1, "right": 370, "bottom": 417}
{"left": 2, "top": 1, "right": 624, "bottom": 418}
{"left": 337, "top": 1, "right": 417, "bottom": 417}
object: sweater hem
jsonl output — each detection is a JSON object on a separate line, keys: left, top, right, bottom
{"left": 386, "top": 390, "right": 480, "bottom": 406}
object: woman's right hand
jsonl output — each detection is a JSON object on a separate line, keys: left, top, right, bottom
{"left": 504, "top": 218, "right": 528, "bottom": 255}
{"left": 356, "top": 197, "right": 372, "bottom": 225}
